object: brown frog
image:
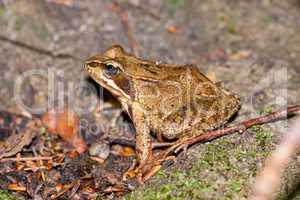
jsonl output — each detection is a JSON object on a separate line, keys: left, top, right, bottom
{"left": 85, "top": 45, "right": 240, "bottom": 183}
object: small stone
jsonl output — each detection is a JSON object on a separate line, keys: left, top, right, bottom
{"left": 89, "top": 143, "right": 110, "bottom": 160}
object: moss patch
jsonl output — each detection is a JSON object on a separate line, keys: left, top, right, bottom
{"left": 0, "top": 6, "right": 5, "bottom": 17}
{"left": 125, "top": 125, "right": 275, "bottom": 200}
{"left": 0, "top": 190, "right": 21, "bottom": 200}
{"left": 165, "top": 0, "right": 185, "bottom": 15}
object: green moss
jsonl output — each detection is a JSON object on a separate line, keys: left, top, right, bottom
{"left": 156, "top": 170, "right": 167, "bottom": 178}
{"left": 227, "top": 20, "right": 237, "bottom": 34}
{"left": 39, "top": 127, "right": 46, "bottom": 135}
{"left": 228, "top": 180, "right": 242, "bottom": 193}
{"left": 14, "top": 17, "right": 22, "bottom": 32}
{"left": 125, "top": 173, "right": 208, "bottom": 200}
{"left": 125, "top": 125, "right": 275, "bottom": 199}
{"left": 259, "top": 106, "right": 273, "bottom": 115}
{"left": 0, "top": 6, "right": 5, "bottom": 17}
{"left": 251, "top": 125, "right": 272, "bottom": 153}
{"left": 0, "top": 190, "right": 21, "bottom": 200}
{"left": 165, "top": 0, "right": 185, "bottom": 15}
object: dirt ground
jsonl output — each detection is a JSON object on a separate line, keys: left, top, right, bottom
{"left": 0, "top": 0, "right": 299, "bottom": 199}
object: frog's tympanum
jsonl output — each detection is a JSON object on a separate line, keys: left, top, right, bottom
{"left": 85, "top": 45, "right": 240, "bottom": 183}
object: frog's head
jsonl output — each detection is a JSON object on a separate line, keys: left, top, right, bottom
{"left": 85, "top": 45, "right": 159, "bottom": 102}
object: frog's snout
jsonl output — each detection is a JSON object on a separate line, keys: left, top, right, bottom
{"left": 85, "top": 60, "right": 100, "bottom": 74}
{"left": 84, "top": 62, "right": 91, "bottom": 73}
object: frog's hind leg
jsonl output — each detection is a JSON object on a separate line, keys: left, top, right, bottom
{"left": 156, "top": 130, "right": 164, "bottom": 142}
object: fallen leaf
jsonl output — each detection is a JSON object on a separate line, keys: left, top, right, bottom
{"left": 90, "top": 156, "right": 105, "bottom": 164}
{"left": 66, "top": 150, "right": 79, "bottom": 159}
{"left": 0, "top": 112, "right": 40, "bottom": 159}
{"left": 111, "top": 144, "right": 135, "bottom": 157}
{"left": 55, "top": 183, "right": 64, "bottom": 192}
{"left": 25, "top": 160, "right": 37, "bottom": 169}
{"left": 167, "top": 25, "right": 178, "bottom": 33}
{"left": 8, "top": 183, "right": 26, "bottom": 192}
{"left": 229, "top": 50, "right": 252, "bottom": 61}
{"left": 46, "top": 0, "right": 73, "bottom": 6}
{"left": 104, "top": 186, "right": 126, "bottom": 193}
{"left": 42, "top": 108, "right": 87, "bottom": 153}
{"left": 122, "top": 147, "right": 135, "bottom": 157}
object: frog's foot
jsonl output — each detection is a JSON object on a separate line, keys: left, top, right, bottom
{"left": 136, "top": 155, "right": 176, "bottom": 184}
{"left": 174, "top": 143, "right": 189, "bottom": 155}
{"left": 138, "top": 165, "right": 161, "bottom": 184}
{"left": 122, "top": 155, "right": 176, "bottom": 184}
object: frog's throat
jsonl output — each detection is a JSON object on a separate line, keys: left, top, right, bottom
{"left": 92, "top": 75, "right": 132, "bottom": 103}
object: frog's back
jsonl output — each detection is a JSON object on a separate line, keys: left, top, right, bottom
{"left": 150, "top": 64, "right": 240, "bottom": 139}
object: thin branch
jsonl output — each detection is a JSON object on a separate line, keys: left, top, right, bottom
{"left": 0, "top": 156, "right": 52, "bottom": 162}
{"left": 109, "top": 106, "right": 300, "bottom": 150}
{"left": 0, "top": 35, "right": 79, "bottom": 60}
{"left": 160, "top": 105, "right": 300, "bottom": 155}
{"left": 108, "top": 137, "right": 135, "bottom": 147}
{"left": 108, "top": 2, "right": 140, "bottom": 57}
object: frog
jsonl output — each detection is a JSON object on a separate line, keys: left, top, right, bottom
{"left": 84, "top": 45, "right": 240, "bottom": 183}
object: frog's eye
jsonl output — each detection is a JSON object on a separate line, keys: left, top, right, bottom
{"left": 104, "top": 64, "right": 120, "bottom": 77}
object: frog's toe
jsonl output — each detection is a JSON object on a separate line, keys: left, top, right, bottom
{"left": 141, "top": 164, "right": 162, "bottom": 183}
{"left": 174, "top": 143, "right": 189, "bottom": 155}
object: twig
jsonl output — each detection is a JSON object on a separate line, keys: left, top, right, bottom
{"left": 109, "top": 105, "right": 300, "bottom": 150}
{"left": 108, "top": 137, "right": 135, "bottom": 147}
{"left": 0, "top": 156, "right": 52, "bottom": 162}
{"left": 108, "top": 2, "right": 140, "bottom": 57}
{"left": 32, "top": 147, "right": 45, "bottom": 181}
{"left": 161, "top": 105, "right": 300, "bottom": 155}
{"left": 0, "top": 35, "right": 79, "bottom": 60}
{"left": 23, "top": 162, "right": 63, "bottom": 171}
{"left": 50, "top": 180, "right": 77, "bottom": 199}
{"left": 46, "top": 0, "right": 74, "bottom": 6}
{"left": 68, "top": 180, "right": 81, "bottom": 199}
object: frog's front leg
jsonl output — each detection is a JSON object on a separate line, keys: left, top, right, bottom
{"left": 133, "top": 107, "right": 152, "bottom": 171}
{"left": 123, "top": 103, "right": 153, "bottom": 183}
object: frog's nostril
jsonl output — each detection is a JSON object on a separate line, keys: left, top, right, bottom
{"left": 84, "top": 64, "right": 90, "bottom": 72}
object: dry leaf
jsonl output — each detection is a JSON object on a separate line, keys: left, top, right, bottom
{"left": 46, "top": 0, "right": 73, "bottom": 6}
{"left": 55, "top": 183, "right": 64, "bottom": 192}
{"left": 111, "top": 145, "right": 135, "bottom": 157}
{"left": 90, "top": 156, "right": 105, "bottom": 164}
{"left": 66, "top": 150, "right": 79, "bottom": 159}
{"left": 229, "top": 50, "right": 252, "bottom": 61}
{"left": 8, "top": 183, "right": 26, "bottom": 192}
{"left": 122, "top": 147, "right": 135, "bottom": 157}
{"left": 167, "top": 25, "right": 178, "bottom": 33}
{"left": 0, "top": 112, "right": 40, "bottom": 159}
{"left": 41, "top": 108, "right": 87, "bottom": 153}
